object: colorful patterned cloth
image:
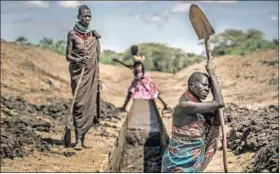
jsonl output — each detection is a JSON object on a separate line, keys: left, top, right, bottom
{"left": 128, "top": 72, "right": 159, "bottom": 100}
{"left": 161, "top": 91, "right": 220, "bottom": 173}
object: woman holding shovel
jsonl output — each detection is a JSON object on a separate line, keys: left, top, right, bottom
{"left": 161, "top": 60, "right": 224, "bottom": 172}
{"left": 64, "top": 5, "right": 101, "bottom": 150}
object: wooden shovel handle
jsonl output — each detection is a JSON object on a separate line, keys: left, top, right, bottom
{"left": 218, "top": 108, "right": 228, "bottom": 173}
{"left": 204, "top": 39, "right": 229, "bottom": 173}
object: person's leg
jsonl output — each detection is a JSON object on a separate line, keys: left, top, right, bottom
{"left": 158, "top": 95, "right": 169, "bottom": 110}
{"left": 81, "top": 132, "right": 92, "bottom": 148}
{"left": 201, "top": 125, "right": 219, "bottom": 171}
{"left": 141, "top": 62, "right": 145, "bottom": 79}
{"left": 121, "top": 92, "right": 132, "bottom": 111}
{"left": 73, "top": 129, "right": 83, "bottom": 150}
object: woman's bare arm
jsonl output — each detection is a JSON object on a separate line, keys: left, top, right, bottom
{"left": 66, "top": 31, "right": 82, "bottom": 63}
{"left": 179, "top": 60, "right": 224, "bottom": 115}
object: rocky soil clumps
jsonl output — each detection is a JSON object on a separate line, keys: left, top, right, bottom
{"left": 251, "top": 141, "right": 279, "bottom": 173}
{"left": 1, "top": 96, "right": 121, "bottom": 161}
{"left": 224, "top": 103, "right": 279, "bottom": 173}
{"left": 1, "top": 96, "right": 54, "bottom": 160}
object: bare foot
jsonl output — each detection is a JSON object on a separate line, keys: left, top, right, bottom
{"left": 82, "top": 143, "right": 92, "bottom": 149}
{"left": 73, "top": 140, "right": 83, "bottom": 150}
{"left": 163, "top": 105, "right": 171, "bottom": 111}
{"left": 118, "top": 107, "right": 126, "bottom": 112}
{"left": 81, "top": 136, "right": 92, "bottom": 149}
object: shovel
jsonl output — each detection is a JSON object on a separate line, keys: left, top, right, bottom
{"left": 189, "top": 4, "right": 228, "bottom": 172}
{"left": 63, "top": 67, "right": 85, "bottom": 147}
{"left": 63, "top": 50, "right": 87, "bottom": 147}
{"left": 112, "top": 58, "right": 134, "bottom": 69}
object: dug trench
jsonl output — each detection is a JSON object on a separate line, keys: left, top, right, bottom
{"left": 1, "top": 96, "right": 278, "bottom": 172}
{"left": 0, "top": 95, "right": 169, "bottom": 172}
{"left": 120, "top": 99, "right": 169, "bottom": 172}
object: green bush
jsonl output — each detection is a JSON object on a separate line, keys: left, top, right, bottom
{"left": 99, "top": 56, "right": 112, "bottom": 64}
{"left": 207, "top": 29, "right": 278, "bottom": 56}
{"left": 121, "top": 43, "right": 204, "bottom": 73}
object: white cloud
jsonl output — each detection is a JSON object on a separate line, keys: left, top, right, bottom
{"left": 144, "top": 15, "right": 162, "bottom": 22}
{"left": 57, "top": 1, "right": 82, "bottom": 8}
{"left": 136, "top": 1, "right": 149, "bottom": 3}
{"left": 139, "top": 10, "right": 170, "bottom": 24}
{"left": 170, "top": 0, "right": 238, "bottom": 14}
{"left": 172, "top": 2, "right": 191, "bottom": 13}
{"left": 269, "top": 15, "right": 278, "bottom": 21}
{"left": 202, "top": 1, "right": 215, "bottom": 3}
{"left": 13, "top": 17, "right": 34, "bottom": 24}
{"left": 202, "top": 1, "right": 238, "bottom": 4}
{"left": 132, "top": 9, "right": 171, "bottom": 31}
{"left": 23, "top": 1, "right": 50, "bottom": 8}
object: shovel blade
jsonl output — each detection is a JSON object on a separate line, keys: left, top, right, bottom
{"left": 63, "top": 126, "right": 71, "bottom": 147}
{"left": 189, "top": 4, "right": 215, "bottom": 40}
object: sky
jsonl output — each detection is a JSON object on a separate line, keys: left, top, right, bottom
{"left": 1, "top": 1, "right": 279, "bottom": 55}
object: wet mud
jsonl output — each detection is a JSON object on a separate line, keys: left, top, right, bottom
{"left": 1, "top": 96, "right": 121, "bottom": 162}
{"left": 224, "top": 103, "right": 279, "bottom": 173}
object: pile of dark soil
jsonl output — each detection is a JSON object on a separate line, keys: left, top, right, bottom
{"left": 1, "top": 96, "right": 71, "bottom": 120}
{"left": 250, "top": 141, "right": 279, "bottom": 173}
{"left": 224, "top": 103, "right": 279, "bottom": 173}
{"left": 100, "top": 100, "right": 122, "bottom": 119}
{"left": 1, "top": 97, "right": 54, "bottom": 160}
{"left": 1, "top": 96, "right": 121, "bottom": 161}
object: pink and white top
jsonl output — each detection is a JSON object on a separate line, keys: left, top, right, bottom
{"left": 129, "top": 73, "right": 159, "bottom": 100}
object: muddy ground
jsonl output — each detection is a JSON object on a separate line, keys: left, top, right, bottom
{"left": 224, "top": 103, "right": 279, "bottom": 173}
{"left": 1, "top": 96, "right": 121, "bottom": 163}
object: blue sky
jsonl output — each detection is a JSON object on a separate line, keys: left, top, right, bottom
{"left": 1, "top": 1, "right": 279, "bottom": 55}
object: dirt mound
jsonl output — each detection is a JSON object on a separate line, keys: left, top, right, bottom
{"left": 1, "top": 40, "right": 71, "bottom": 104}
{"left": 250, "top": 141, "right": 279, "bottom": 173}
{"left": 1, "top": 96, "right": 54, "bottom": 160}
{"left": 224, "top": 104, "right": 279, "bottom": 172}
{"left": 1, "top": 39, "right": 133, "bottom": 107}
{"left": 1, "top": 95, "right": 122, "bottom": 162}
{"left": 100, "top": 100, "right": 122, "bottom": 119}
{"left": 225, "top": 104, "right": 278, "bottom": 154}
{"left": 1, "top": 119, "right": 45, "bottom": 160}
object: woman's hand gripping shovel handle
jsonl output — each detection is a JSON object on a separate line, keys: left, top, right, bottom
{"left": 189, "top": 4, "right": 228, "bottom": 172}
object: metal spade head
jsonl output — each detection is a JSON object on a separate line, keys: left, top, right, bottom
{"left": 189, "top": 4, "right": 215, "bottom": 40}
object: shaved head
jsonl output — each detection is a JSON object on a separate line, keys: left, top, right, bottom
{"left": 77, "top": 5, "right": 91, "bottom": 26}
{"left": 188, "top": 72, "right": 209, "bottom": 86}
{"left": 78, "top": 5, "right": 91, "bottom": 16}
{"left": 188, "top": 72, "right": 210, "bottom": 100}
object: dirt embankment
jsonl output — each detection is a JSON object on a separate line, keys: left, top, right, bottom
{"left": 0, "top": 39, "right": 132, "bottom": 107}
{"left": 1, "top": 39, "right": 278, "bottom": 109}
{"left": 157, "top": 49, "right": 278, "bottom": 108}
